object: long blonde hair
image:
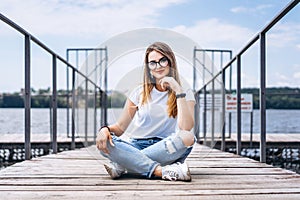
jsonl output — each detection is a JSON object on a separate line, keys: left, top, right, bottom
{"left": 141, "top": 42, "right": 181, "bottom": 118}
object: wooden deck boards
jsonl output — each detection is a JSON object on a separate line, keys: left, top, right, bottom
{"left": 0, "top": 144, "right": 300, "bottom": 199}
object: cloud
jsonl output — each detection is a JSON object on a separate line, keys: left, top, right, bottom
{"left": 270, "top": 72, "right": 300, "bottom": 87}
{"left": 230, "top": 4, "right": 273, "bottom": 14}
{"left": 268, "top": 22, "right": 300, "bottom": 48}
{"left": 294, "top": 72, "right": 300, "bottom": 79}
{"left": 172, "top": 18, "right": 255, "bottom": 51}
{"left": 0, "top": 0, "right": 185, "bottom": 38}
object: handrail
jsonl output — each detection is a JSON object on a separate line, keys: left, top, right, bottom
{"left": 196, "top": 0, "right": 299, "bottom": 163}
{"left": 196, "top": 0, "right": 299, "bottom": 94}
{"left": 0, "top": 12, "right": 105, "bottom": 160}
{"left": 0, "top": 13, "right": 100, "bottom": 89}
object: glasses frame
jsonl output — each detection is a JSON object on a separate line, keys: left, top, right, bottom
{"left": 147, "top": 57, "right": 169, "bottom": 70}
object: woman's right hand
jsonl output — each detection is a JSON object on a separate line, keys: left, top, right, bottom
{"left": 96, "top": 127, "right": 114, "bottom": 154}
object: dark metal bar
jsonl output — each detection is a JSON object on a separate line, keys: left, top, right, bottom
{"left": 94, "top": 52, "right": 98, "bottom": 143}
{"left": 104, "top": 47, "right": 108, "bottom": 125}
{"left": 71, "top": 68, "right": 76, "bottom": 150}
{"left": 49, "top": 96, "right": 53, "bottom": 136}
{"left": 85, "top": 78, "right": 88, "bottom": 146}
{"left": 260, "top": 33, "right": 267, "bottom": 163}
{"left": 85, "top": 51, "right": 89, "bottom": 146}
{"left": 261, "top": 0, "right": 300, "bottom": 34}
{"left": 203, "top": 86, "right": 207, "bottom": 145}
{"left": 221, "top": 57, "right": 226, "bottom": 151}
{"left": 67, "top": 48, "right": 107, "bottom": 51}
{"left": 52, "top": 55, "right": 57, "bottom": 154}
{"left": 250, "top": 111, "right": 253, "bottom": 148}
{"left": 24, "top": 35, "right": 31, "bottom": 160}
{"left": 66, "top": 51, "right": 70, "bottom": 137}
{"left": 0, "top": 13, "right": 102, "bottom": 89}
{"left": 211, "top": 81, "right": 215, "bottom": 149}
{"left": 194, "top": 93, "right": 200, "bottom": 140}
{"left": 94, "top": 87, "right": 97, "bottom": 144}
{"left": 210, "top": 52, "right": 215, "bottom": 148}
{"left": 202, "top": 50, "right": 206, "bottom": 86}
{"left": 195, "top": 49, "right": 232, "bottom": 53}
{"left": 0, "top": 13, "right": 107, "bottom": 159}
{"left": 100, "top": 91, "right": 105, "bottom": 126}
{"left": 228, "top": 51, "right": 233, "bottom": 139}
{"left": 195, "top": 0, "right": 300, "bottom": 94}
{"left": 236, "top": 55, "right": 242, "bottom": 155}
{"left": 193, "top": 47, "right": 196, "bottom": 91}
{"left": 100, "top": 50, "right": 103, "bottom": 88}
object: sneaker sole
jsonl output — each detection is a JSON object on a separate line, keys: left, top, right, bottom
{"left": 179, "top": 162, "right": 192, "bottom": 182}
{"left": 185, "top": 165, "right": 192, "bottom": 182}
{"left": 104, "top": 164, "right": 120, "bottom": 179}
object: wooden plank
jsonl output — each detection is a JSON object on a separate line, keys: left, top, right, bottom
{"left": 0, "top": 143, "right": 300, "bottom": 200}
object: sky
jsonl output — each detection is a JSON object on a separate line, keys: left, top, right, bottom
{"left": 0, "top": 0, "right": 300, "bottom": 93}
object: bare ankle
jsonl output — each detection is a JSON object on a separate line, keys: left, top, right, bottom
{"left": 153, "top": 165, "right": 162, "bottom": 177}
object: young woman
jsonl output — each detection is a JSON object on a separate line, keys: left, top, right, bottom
{"left": 96, "top": 42, "right": 195, "bottom": 181}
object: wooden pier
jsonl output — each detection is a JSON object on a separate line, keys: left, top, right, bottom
{"left": 0, "top": 143, "right": 300, "bottom": 199}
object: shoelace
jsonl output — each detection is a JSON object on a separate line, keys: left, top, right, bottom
{"left": 163, "top": 170, "right": 179, "bottom": 181}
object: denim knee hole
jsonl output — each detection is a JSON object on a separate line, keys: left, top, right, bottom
{"left": 165, "top": 140, "right": 176, "bottom": 154}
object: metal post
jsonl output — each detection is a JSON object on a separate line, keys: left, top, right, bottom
{"left": 236, "top": 55, "right": 242, "bottom": 155}
{"left": 229, "top": 52, "right": 233, "bottom": 139}
{"left": 194, "top": 92, "right": 200, "bottom": 140}
{"left": 250, "top": 111, "right": 253, "bottom": 148}
{"left": 85, "top": 50, "right": 89, "bottom": 146}
{"left": 66, "top": 50, "right": 70, "bottom": 137}
{"left": 94, "top": 87, "right": 97, "bottom": 143}
{"left": 210, "top": 52, "right": 215, "bottom": 148}
{"left": 193, "top": 47, "right": 196, "bottom": 91}
{"left": 221, "top": 68, "right": 226, "bottom": 151}
{"left": 104, "top": 47, "right": 108, "bottom": 125}
{"left": 211, "top": 81, "right": 215, "bottom": 149}
{"left": 52, "top": 55, "right": 57, "bottom": 154}
{"left": 85, "top": 78, "right": 88, "bottom": 146}
{"left": 203, "top": 86, "right": 207, "bottom": 146}
{"left": 71, "top": 68, "right": 76, "bottom": 150}
{"left": 24, "top": 35, "right": 31, "bottom": 160}
{"left": 49, "top": 95, "right": 53, "bottom": 137}
{"left": 260, "top": 32, "right": 267, "bottom": 163}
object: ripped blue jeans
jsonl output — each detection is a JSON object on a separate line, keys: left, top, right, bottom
{"left": 100, "top": 132, "right": 194, "bottom": 178}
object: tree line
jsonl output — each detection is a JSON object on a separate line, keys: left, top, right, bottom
{"left": 238, "top": 87, "right": 300, "bottom": 109}
{"left": 0, "top": 87, "right": 126, "bottom": 108}
{"left": 0, "top": 87, "right": 299, "bottom": 109}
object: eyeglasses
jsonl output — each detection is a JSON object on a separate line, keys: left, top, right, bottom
{"left": 147, "top": 57, "right": 169, "bottom": 70}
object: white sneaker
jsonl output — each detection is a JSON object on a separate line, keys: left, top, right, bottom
{"left": 162, "top": 162, "right": 191, "bottom": 182}
{"left": 104, "top": 162, "right": 126, "bottom": 179}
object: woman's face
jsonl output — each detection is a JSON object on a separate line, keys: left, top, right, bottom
{"left": 147, "top": 50, "right": 170, "bottom": 81}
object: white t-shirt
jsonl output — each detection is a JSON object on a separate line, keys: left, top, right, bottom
{"left": 127, "top": 85, "right": 195, "bottom": 139}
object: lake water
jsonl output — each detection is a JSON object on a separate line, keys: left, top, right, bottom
{"left": 0, "top": 108, "right": 300, "bottom": 135}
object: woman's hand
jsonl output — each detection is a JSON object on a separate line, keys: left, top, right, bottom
{"left": 96, "top": 127, "right": 114, "bottom": 154}
{"left": 159, "top": 76, "right": 182, "bottom": 94}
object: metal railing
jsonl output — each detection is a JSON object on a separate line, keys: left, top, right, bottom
{"left": 0, "top": 13, "right": 107, "bottom": 160}
{"left": 195, "top": 0, "right": 300, "bottom": 162}
{"left": 66, "top": 48, "right": 108, "bottom": 146}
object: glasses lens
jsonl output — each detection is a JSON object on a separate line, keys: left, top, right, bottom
{"left": 148, "top": 61, "right": 157, "bottom": 69}
{"left": 148, "top": 57, "right": 168, "bottom": 69}
{"left": 159, "top": 57, "right": 168, "bottom": 67}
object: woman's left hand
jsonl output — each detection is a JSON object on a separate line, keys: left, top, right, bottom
{"left": 159, "top": 76, "right": 182, "bottom": 93}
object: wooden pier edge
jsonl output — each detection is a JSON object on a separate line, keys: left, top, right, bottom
{"left": 0, "top": 143, "right": 300, "bottom": 199}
